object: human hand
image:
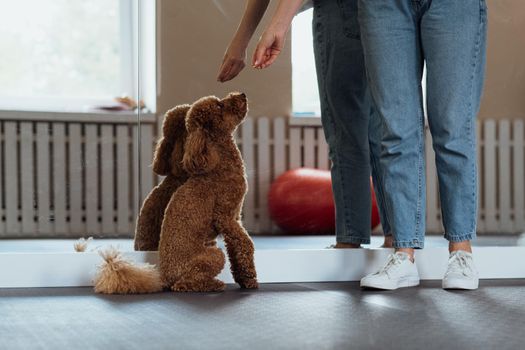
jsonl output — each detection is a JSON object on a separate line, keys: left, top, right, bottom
{"left": 252, "top": 26, "right": 287, "bottom": 69}
{"left": 217, "top": 42, "right": 247, "bottom": 83}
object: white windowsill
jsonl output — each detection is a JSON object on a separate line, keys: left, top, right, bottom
{"left": 289, "top": 114, "right": 322, "bottom": 127}
{"left": 0, "top": 109, "right": 157, "bottom": 124}
{"left": 1, "top": 235, "right": 524, "bottom": 288}
{"left": 1, "top": 242, "right": 524, "bottom": 288}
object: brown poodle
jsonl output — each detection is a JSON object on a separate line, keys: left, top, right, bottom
{"left": 134, "top": 105, "right": 190, "bottom": 251}
{"left": 158, "top": 92, "right": 258, "bottom": 292}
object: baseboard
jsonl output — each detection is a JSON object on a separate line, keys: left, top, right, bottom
{"left": 1, "top": 247, "right": 524, "bottom": 288}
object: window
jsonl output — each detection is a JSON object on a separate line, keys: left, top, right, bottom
{"left": 291, "top": 8, "right": 321, "bottom": 117}
{"left": 0, "top": 0, "right": 135, "bottom": 110}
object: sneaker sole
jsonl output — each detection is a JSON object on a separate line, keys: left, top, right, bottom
{"left": 360, "top": 277, "right": 420, "bottom": 290}
{"left": 442, "top": 278, "right": 479, "bottom": 290}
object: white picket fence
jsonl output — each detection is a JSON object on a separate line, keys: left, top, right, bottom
{"left": 0, "top": 113, "right": 523, "bottom": 237}
{"left": 0, "top": 111, "right": 155, "bottom": 237}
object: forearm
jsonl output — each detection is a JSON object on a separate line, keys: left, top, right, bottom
{"left": 266, "top": 0, "right": 304, "bottom": 34}
{"left": 231, "top": 0, "right": 271, "bottom": 47}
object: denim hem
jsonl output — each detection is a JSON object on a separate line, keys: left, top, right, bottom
{"left": 444, "top": 232, "right": 476, "bottom": 243}
{"left": 393, "top": 240, "right": 424, "bottom": 249}
{"left": 336, "top": 236, "right": 371, "bottom": 245}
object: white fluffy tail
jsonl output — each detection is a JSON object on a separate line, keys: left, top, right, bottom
{"left": 94, "top": 247, "right": 163, "bottom": 294}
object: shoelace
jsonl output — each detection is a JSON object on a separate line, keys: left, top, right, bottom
{"left": 446, "top": 252, "right": 474, "bottom": 277}
{"left": 375, "top": 253, "right": 404, "bottom": 277}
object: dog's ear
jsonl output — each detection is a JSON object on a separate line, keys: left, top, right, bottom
{"left": 169, "top": 133, "right": 187, "bottom": 176}
{"left": 151, "top": 137, "right": 172, "bottom": 175}
{"left": 151, "top": 105, "right": 190, "bottom": 175}
{"left": 182, "top": 128, "right": 219, "bottom": 175}
{"left": 182, "top": 97, "right": 221, "bottom": 174}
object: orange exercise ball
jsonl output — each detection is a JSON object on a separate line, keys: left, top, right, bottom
{"left": 268, "top": 168, "right": 381, "bottom": 234}
{"left": 370, "top": 183, "right": 381, "bottom": 231}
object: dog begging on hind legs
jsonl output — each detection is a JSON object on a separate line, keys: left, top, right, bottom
{"left": 159, "top": 92, "right": 258, "bottom": 292}
{"left": 134, "top": 104, "right": 190, "bottom": 251}
{"left": 93, "top": 93, "right": 257, "bottom": 295}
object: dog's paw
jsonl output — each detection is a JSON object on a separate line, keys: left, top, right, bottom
{"left": 238, "top": 278, "right": 259, "bottom": 289}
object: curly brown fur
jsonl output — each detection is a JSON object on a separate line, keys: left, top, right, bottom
{"left": 134, "top": 105, "right": 190, "bottom": 251}
{"left": 152, "top": 105, "right": 191, "bottom": 176}
{"left": 159, "top": 92, "right": 258, "bottom": 292}
{"left": 134, "top": 176, "right": 186, "bottom": 251}
{"left": 94, "top": 247, "right": 163, "bottom": 294}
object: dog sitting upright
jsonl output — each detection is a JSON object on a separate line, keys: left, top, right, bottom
{"left": 159, "top": 92, "right": 258, "bottom": 292}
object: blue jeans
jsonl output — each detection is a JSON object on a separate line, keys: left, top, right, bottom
{"left": 312, "top": 0, "right": 391, "bottom": 244}
{"left": 358, "top": 0, "right": 488, "bottom": 248}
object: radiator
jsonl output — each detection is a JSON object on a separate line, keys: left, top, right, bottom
{"left": 0, "top": 112, "right": 155, "bottom": 237}
{"left": 0, "top": 114, "right": 523, "bottom": 237}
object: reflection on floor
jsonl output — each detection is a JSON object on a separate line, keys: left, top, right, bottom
{"left": 0, "top": 234, "right": 524, "bottom": 252}
{"left": 1, "top": 280, "right": 524, "bottom": 350}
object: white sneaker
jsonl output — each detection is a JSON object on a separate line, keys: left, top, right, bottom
{"left": 442, "top": 250, "right": 479, "bottom": 290}
{"left": 360, "top": 252, "right": 420, "bottom": 290}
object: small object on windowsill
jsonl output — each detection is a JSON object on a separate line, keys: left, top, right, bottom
{"left": 93, "top": 95, "right": 146, "bottom": 112}
{"left": 74, "top": 237, "right": 93, "bottom": 252}
{"left": 115, "top": 95, "right": 145, "bottom": 110}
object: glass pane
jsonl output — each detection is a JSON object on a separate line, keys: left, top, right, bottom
{"left": 291, "top": 8, "right": 320, "bottom": 116}
{"left": 0, "top": 0, "right": 139, "bottom": 252}
{"left": 0, "top": 0, "right": 124, "bottom": 103}
{"left": 0, "top": 0, "right": 523, "bottom": 258}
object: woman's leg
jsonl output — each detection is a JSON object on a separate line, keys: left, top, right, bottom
{"left": 313, "top": 0, "right": 391, "bottom": 247}
{"left": 421, "top": 0, "right": 487, "bottom": 289}
{"left": 357, "top": 0, "right": 425, "bottom": 290}
{"left": 421, "top": 0, "right": 487, "bottom": 248}
{"left": 358, "top": 0, "right": 426, "bottom": 252}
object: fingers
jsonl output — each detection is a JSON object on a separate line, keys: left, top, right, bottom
{"left": 217, "top": 59, "right": 246, "bottom": 83}
{"left": 252, "top": 32, "right": 284, "bottom": 69}
{"left": 253, "top": 46, "right": 281, "bottom": 69}
{"left": 252, "top": 42, "right": 268, "bottom": 69}
{"left": 260, "top": 48, "right": 281, "bottom": 69}
{"left": 217, "top": 60, "right": 234, "bottom": 82}
{"left": 225, "top": 61, "right": 245, "bottom": 82}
